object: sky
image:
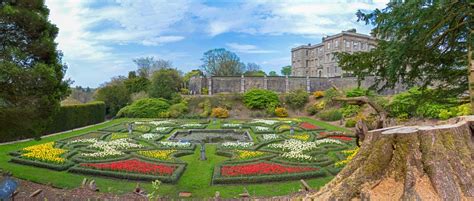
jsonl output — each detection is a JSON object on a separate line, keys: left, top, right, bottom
{"left": 45, "top": 0, "right": 389, "bottom": 88}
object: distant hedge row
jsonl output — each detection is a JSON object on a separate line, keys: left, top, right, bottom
{"left": 1, "top": 102, "right": 106, "bottom": 143}
{"left": 44, "top": 101, "right": 106, "bottom": 134}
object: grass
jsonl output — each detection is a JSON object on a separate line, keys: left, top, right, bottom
{"left": 0, "top": 117, "right": 344, "bottom": 199}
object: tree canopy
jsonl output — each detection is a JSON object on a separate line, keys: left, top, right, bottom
{"left": 341, "top": 1, "right": 471, "bottom": 97}
{"left": 149, "top": 68, "right": 182, "bottom": 100}
{"left": 133, "top": 56, "right": 173, "bottom": 78}
{"left": 0, "top": 0, "right": 70, "bottom": 138}
{"left": 200, "top": 48, "right": 245, "bottom": 76}
{"left": 281, "top": 66, "right": 292, "bottom": 76}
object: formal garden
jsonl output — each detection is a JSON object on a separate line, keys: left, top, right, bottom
{"left": 0, "top": 117, "right": 356, "bottom": 198}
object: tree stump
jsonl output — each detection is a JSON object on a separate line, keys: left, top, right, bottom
{"left": 308, "top": 116, "right": 474, "bottom": 200}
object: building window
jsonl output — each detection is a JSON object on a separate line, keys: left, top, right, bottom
{"left": 353, "top": 41, "right": 358, "bottom": 50}
{"left": 335, "top": 40, "right": 339, "bottom": 48}
{"left": 327, "top": 42, "right": 331, "bottom": 50}
{"left": 346, "top": 40, "right": 350, "bottom": 48}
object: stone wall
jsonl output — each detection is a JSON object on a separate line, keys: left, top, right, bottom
{"left": 189, "top": 76, "right": 405, "bottom": 95}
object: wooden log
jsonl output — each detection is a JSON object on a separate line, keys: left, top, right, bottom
{"left": 29, "top": 189, "right": 42, "bottom": 197}
{"left": 300, "top": 179, "right": 312, "bottom": 191}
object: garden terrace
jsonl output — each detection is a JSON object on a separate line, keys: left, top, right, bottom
{"left": 2, "top": 117, "right": 354, "bottom": 198}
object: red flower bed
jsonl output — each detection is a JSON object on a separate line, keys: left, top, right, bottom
{"left": 329, "top": 136, "right": 353, "bottom": 141}
{"left": 80, "top": 159, "right": 176, "bottom": 175}
{"left": 299, "top": 122, "right": 320, "bottom": 130}
{"left": 221, "top": 162, "right": 318, "bottom": 177}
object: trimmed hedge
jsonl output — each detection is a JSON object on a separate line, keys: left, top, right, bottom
{"left": 10, "top": 157, "right": 75, "bottom": 171}
{"left": 44, "top": 101, "right": 106, "bottom": 134}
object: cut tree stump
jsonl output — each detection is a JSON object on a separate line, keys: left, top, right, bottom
{"left": 307, "top": 116, "right": 474, "bottom": 201}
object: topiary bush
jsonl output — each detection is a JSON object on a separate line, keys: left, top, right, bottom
{"left": 317, "top": 109, "right": 343, "bottom": 121}
{"left": 211, "top": 107, "right": 229, "bottom": 118}
{"left": 117, "top": 98, "right": 170, "bottom": 118}
{"left": 243, "top": 89, "right": 279, "bottom": 110}
{"left": 285, "top": 89, "right": 309, "bottom": 110}
{"left": 274, "top": 107, "right": 288, "bottom": 117}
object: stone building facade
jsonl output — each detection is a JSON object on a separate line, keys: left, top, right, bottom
{"left": 291, "top": 29, "right": 377, "bottom": 77}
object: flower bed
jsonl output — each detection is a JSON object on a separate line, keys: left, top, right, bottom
{"left": 140, "top": 133, "right": 162, "bottom": 140}
{"left": 275, "top": 124, "right": 303, "bottom": 133}
{"left": 221, "top": 142, "right": 254, "bottom": 149}
{"left": 221, "top": 123, "right": 243, "bottom": 129}
{"left": 328, "top": 136, "right": 354, "bottom": 141}
{"left": 260, "top": 134, "right": 280, "bottom": 141}
{"left": 220, "top": 162, "right": 317, "bottom": 177}
{"left": 234, "top": 150, "right": 265, "bottom": 160}
{"left": 181, "top": 123, "right": 207, "bottom": 129}
{"left": 79, "top": 159, "right": 176, "bottom": 175}
{"left": 138, "top": 150, "right": 176, "bottom": 161}
{"left": 287, "top": 133, "right": 311, "bottom": 141}
{"left": 21, "top": 142, "right": 67, "bottom": 164}
{"left": 299, "top": 122, "right": 321, "bottom": 131}
{"left": 79, "top": 139, "right": 142, "bottom": 159}
{"left": 154, "top": 127, "right": 174, "bottom": 134}
{"left": 251, "top": 126, "right": 274, "bottom": 134}
{"left": 158, "top": 141, "right": 192, "bottom": 149}
{"left": 110, "top": 133, "right": 129, "bottom": 140}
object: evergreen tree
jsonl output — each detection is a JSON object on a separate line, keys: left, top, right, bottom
{"left": 0, "top": 0, "right": 69, "bottom": 139}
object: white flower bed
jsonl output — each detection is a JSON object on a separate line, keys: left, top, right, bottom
{"left": 252, "top": 119, "right": 279, "bottom": 125}
{"left": 221, "top": 142, "right": 254, "bottom": 149}
{"left": 262, "top": 134, "right": 279, "bottom": 141}
{"left": 268, "top": 139, "right": 318, "bottom": 161}
{"left": 155, "top": 127, "right": 170, "bottom": 132}
{"left": 150, "top": 120, "right": 174, "bottom": 126}
{"left": 68, "top": 138, "right": 98, "bottom": 144}
{"left": 222, "top": 123, "right": 241, "bottom": 128}
{"left": 254, "top": 126, "right": 271, "bottom": 132}
{"left": 141, "top": 133, "right": 159, "bottom": 140}
{"left": 181, "top": 123, "right": 203, "bottom": 128}
{"left": 315, "top": 139, "right": 343, "bottom": 145}
{"left": 81, "top": 139, "right": 142, "bottom": 159}
{"left": 159, "top": 141, "right": 191, "bottom": 148}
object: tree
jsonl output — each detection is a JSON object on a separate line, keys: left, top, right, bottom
{"left": 269, "top": 71, "right": 278, "bottom": 76}
{"left": 124, "top": 71, "right": 150, "bottom": 94}
{"left": 133, "top": 57, "right": 172, "bottom": 78}
{"left": 245, "top": 62, "right": 261, "bottom": 72}
{"left": 347, "top": 1, "right": 470, "bottom": 101}
{"left": 200, "top": 48, "right": 245, "bottom": 76}
{"left": 183, "top": 69, "right": 204, "bottom": 88}
{"left": 69, "top": 86, "right": 95, "bottom": 103}
{"left": 281, "top": 65, "right": 292, "bottom": 76}
{"left": 336, "top": 51, "right": 373, "bottom": 87}
{"left": 149, "top": 68, "right": 182, "bottom": 100}
{"left": 244, "top": 70, "right": 267, "bottom": 77}
{"left": 94, "top": 77, "right": 130, "bottom": 117}
{"left": 0, "top": 0, "right": 70, "bottom": 140}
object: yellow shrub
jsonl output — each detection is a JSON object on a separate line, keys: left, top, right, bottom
{"left": 236, "top": 150, "right": 265, "bottom": 160}
{"left": 313, "top": 91, "right": 325, "bottom": 99}
{"left": 211, "top": 107, "right": 229, "bottom": 118}
{"left": 138, "top": 150, "right": 176, "bottom": 160}
{"left": 274, "top": 107, "right": 288, "bottom": 117}
{"left": 335, "top": 147, "right": 359, "bottom": 167}
{"left": 314, "top": 101, "right": 326, "bottom": 110}
{"left": 289, "top": 133, "right": 310, "bottom": 141}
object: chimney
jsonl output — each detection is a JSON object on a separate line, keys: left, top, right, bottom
{"left": 308, "top": 43, "right": 311, "bottom": 46}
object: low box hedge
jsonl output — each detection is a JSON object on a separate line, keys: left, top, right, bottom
{"left": 10, "top": 157, "right": 74, "bottom": 171}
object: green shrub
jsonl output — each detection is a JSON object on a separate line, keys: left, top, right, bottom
{"left": 438, "top": 109, "right": 452, "bottom": 120}
{"left": 117, "top": 98, "right": 170, "bottom": 118}
{"left": 345, "top": 119, "right": 357, "bottom": 128}
{"left": 323, "top": 88, "right": 339, "bottom": 105}
{"left": 243, "top": 89, "right": 279, "bottom": 110}
{"left": 168, "top": 102, "right": 188, "bottom": 118}
{"left": 317, "top": 109, "right": 343, "bottom": 121}
{"left": 198, "top": 99, "right": 212, "bottom": 118}
{"left": 345, "top": 87, "right": 372, "bottom": 97}
{"left": 201, "top": 87, "right": 209, "bottom": 95}
{"left": 341, "top": 105, "right": 361, "bottom": 117}
{"left": 285, "top": 89, "right": 309, "bottom": 109}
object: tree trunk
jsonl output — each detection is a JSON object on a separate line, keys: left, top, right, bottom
{"left": 306, "top": 116, "right": 474, "bottom": 201}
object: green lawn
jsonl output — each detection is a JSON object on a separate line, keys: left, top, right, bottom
{"left": 0, "top": 117, "right": 348, "bottom": 199}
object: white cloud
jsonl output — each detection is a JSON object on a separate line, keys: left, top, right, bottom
{"left": 226, "top": 43, "right": 275, "bottom": 54}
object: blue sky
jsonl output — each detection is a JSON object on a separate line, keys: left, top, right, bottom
{"left": 45, "top": 0, "right": 388, "bottom": 88}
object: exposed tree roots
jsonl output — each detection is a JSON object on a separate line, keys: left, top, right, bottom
{"left": 307, "top": 116, "right": 474, "bottom": 201}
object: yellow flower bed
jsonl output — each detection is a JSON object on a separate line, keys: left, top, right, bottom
{"left": 22, "top": 142, "right": 66, "bottom": 164}
{"left": 289, "top": 133, "right": 310, "bottom": 141}
{"left": 236, "top": 150, "right": 265, "bottom": 160}
{"left": 110, "top": 133, "right": 129, "bottom": 140}
{"left": 335, "top": 147, "right": 359, "bottom": 167}
{"left": 138, "top": 150, "right": 176, "bottom": 160}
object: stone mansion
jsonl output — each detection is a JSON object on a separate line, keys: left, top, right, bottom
{"left": 291, "top": 29, "right": 377, "bottom": 77}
